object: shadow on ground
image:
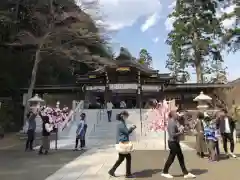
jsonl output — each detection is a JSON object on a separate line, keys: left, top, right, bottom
{"left": 133, "top": 169, "right": 162, "bottom": 178}
{"left": 174, "top": 169, "right": 208, "bottom": 177}
{"left": 131, "top": 150, "right": 240, "bottom": 180}
{"left": 0, "top": 149, "right": 84, "bottom": 180}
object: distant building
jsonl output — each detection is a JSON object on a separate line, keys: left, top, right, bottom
{"left": 226, "top": 78, "right": 240, "bottom": 108}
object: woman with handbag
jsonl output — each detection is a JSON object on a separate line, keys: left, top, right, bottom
{"left": 108, "top": 110, "right": 136, "bottom": 178}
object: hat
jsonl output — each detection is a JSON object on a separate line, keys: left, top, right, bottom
{"left": 80, "top": 113, "right": 86, "bottom": 117}
{"left": 121, "top": 110, "right": 129, "bottom": 116}
{"left": 204, "top": 112, "right": 209, "bottom": 117}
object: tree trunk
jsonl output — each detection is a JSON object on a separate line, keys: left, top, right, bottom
{"left": 22, "top": 49, "right": 41, "bottom": 131}
{"left": 195, "top": 63, "right": 202, "bottom": 83}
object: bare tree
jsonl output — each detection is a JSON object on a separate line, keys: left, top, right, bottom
{"left": 3, "top": 0, "right": 112, "bottom": 125}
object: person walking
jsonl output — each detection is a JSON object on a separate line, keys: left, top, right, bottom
{"left": 216, "top": 109, "right": 237, "bottom": 158}
{"left": 194, "top": 112, "right": 206, "bottom": 158}
{"left": 108, "top": 111, "right": 136, "bottom": 178}
{"left": 106, "top": 100, "right": 113, "bottom": 122}
{"left": 120, "top": 100, "right": 126, "bottom": 109}
{"left": 74, "top": 113, "right": 86, "bottom": 150}
{"left": 161, "top": 110, "right": 196, "bottom": 179}
{"left": 39, "top": 113, "right": 53, "bottom": 155}
{"left": 25, "top": 111, "right": 37, "bottom": 151}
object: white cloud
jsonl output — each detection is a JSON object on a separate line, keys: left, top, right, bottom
{"left": 165, "top": 17, "right": 175, "bottom": 31}
{"left": 168, "top": 1, "right": 176, "bottom": 9}
{"left": 222, "top": 17, "right": 237, "bottom": 29}
{"left": 153, "top": 37, "right": 159, "bottom": 43}
{"left": 164, "top": 1, "right": 176, "bottom": 31}
{"left": 216, "top": 4, "right": 237, "bottom": 29}
{"left": 141, "top": 11, "right": 161, "bottom": 32}
{"left": 80, "top": 0, "right": 162, "bottom": 31}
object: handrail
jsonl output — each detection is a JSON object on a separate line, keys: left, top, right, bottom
{"left": 60, "top": 100, "right": 84, "bottom": 131}
{"left": 97, "top": 109, "right": 103, "bottom": 124}
{"left": 94, "top": 108, "right": 104, "bottom": 132}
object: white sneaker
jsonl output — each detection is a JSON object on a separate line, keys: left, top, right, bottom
{"left": 230, "top": 152, "right": 237, "bottom": 158}
{"left": 184, "top": 173, "right": 196, "bottom": 178}
{"left": 161, "top": 173, "right": 173, "bottom": 178}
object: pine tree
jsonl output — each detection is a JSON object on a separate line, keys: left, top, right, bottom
{"left": 220, "top": 0, "right": 239, "bottom": 52}
{"left": 138, "top": 49, "right": 153, "bottom": 67}
{"left": 166, "top": 0, "right": 224, "bottom": 83}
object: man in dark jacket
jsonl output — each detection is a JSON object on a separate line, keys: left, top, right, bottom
{"left": 161, "top": 110, "right": 195, "bottom": 179}
{"left": 216, "top": 109, "right": 236, "bottom": 158}
{"left": 25, "top": 111, "right": 37, "bottom": 151}
{"left": 39, "top": 113, "right": 53, "bottom": 155}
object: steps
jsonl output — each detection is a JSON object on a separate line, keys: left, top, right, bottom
{"left": 87, "top": 121, "right": 119, "bottom": 148}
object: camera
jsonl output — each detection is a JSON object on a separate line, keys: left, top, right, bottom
{"left": 116, "top": 113, "right": 121, "bottom": 120}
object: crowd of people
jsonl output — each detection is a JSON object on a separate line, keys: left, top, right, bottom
{"left": 109, "top": 100, "right": 239, "bottom": 179}
{"left": 23, "top": 99, "right": 239, "bottom": 178}
{"left": 194, "top": 109, "right": 237, "bottom": 161}
{"left": 25, "top": 105, "right": 77, "bottom": 154}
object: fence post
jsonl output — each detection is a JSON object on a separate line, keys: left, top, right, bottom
{"left": 55, "top": 127, "right": 58, "bottom": 150}
{"left": 164, "top": 130, "right": 167, "bottom": 150}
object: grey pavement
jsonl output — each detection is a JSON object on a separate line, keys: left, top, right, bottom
{"left": 131, "top": 150, "right": 240, "bottom": 180}
{"left": 2, "top": 109, "right": 240, "bottom": 180}
{"left": 0, "top": 148, "right": 84, "bottom": 180}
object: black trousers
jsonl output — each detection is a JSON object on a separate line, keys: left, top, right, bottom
{"left": 75, "top": 138, "right": 84, "bottom": 149}
{"left": 222, "top": 133, "right": 234, "bottom": 153}
{"left": 107, "top": 110, "right": 112, "bottom": 122}
{"left": 215, "top": 140, "right": 220, "bottom": 155}
{"left": 25, "top": 129, "right": 35, "bottom": 150}
{"left": 82, "top": 125, "right": 87, "bottom": 147}
{"left": 109, "top": 153, "right": 131, "bottom": 175}
{"left": 163, "top": 141, "right": 188, "bottom": 175}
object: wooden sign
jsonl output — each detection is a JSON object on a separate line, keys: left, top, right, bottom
{"left": 110, "top": 84, "right": 137, "bottom": 90}
{"left": 116, "top": 67, "right": 130, "bottom": 72}
{"left": 86, "top": 86, "right": 105, "bottom": 91}
{"left": 150, "top": 74, "right": 158, "bottom": 78}
{"left": 89, "top": 75, "right": 96, "bottom": 79}
{"left": 142, "top": 85, "right": 161, "bottom": 91}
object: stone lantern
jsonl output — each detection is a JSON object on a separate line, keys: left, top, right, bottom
{"left": 193, "top": 91, "right": 212, "bottom": 111}
{"left": 28, "top": 94, "right": 45, "bottom": 108}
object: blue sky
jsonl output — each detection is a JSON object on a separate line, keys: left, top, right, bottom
{"left": 88, "top": 0, "right": 239, "bottom": 81}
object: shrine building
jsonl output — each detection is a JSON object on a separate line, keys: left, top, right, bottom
{"left": 20, "top": 51, "right": 229, "bottom": 110}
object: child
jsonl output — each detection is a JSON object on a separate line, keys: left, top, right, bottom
{"left": 204, "top": 117, "right": 219, "bottom": 161}
{"left": 74, "top": 113, "right": 86, "bottom": 150}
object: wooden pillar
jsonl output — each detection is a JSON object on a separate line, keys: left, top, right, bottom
{"left": 77, "top": 85, "right": 85, "bottom": 100}
{"left": 104, "top": 71, "right": 110, "bottom": 103}
{"left": 136, "top": 71, "right": 141, "bottom": 108}
{"left": 137, "top": 71, "right": 143, "bottom": 135}
{"left": 157, "top": 85, "right": 163, "bottom": 101}
{"left": 160, "top": 84, "right": 165, "bottom": 100}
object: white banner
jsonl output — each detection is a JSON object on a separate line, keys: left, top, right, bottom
{"left": 142, "top": 85, "right": 161, "bottom": 91}
{"left": 109, "top": 84, "right": 138, "bottom": 90}
{"left": 86, "top": 86, "right": 105, "bottom": 91}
